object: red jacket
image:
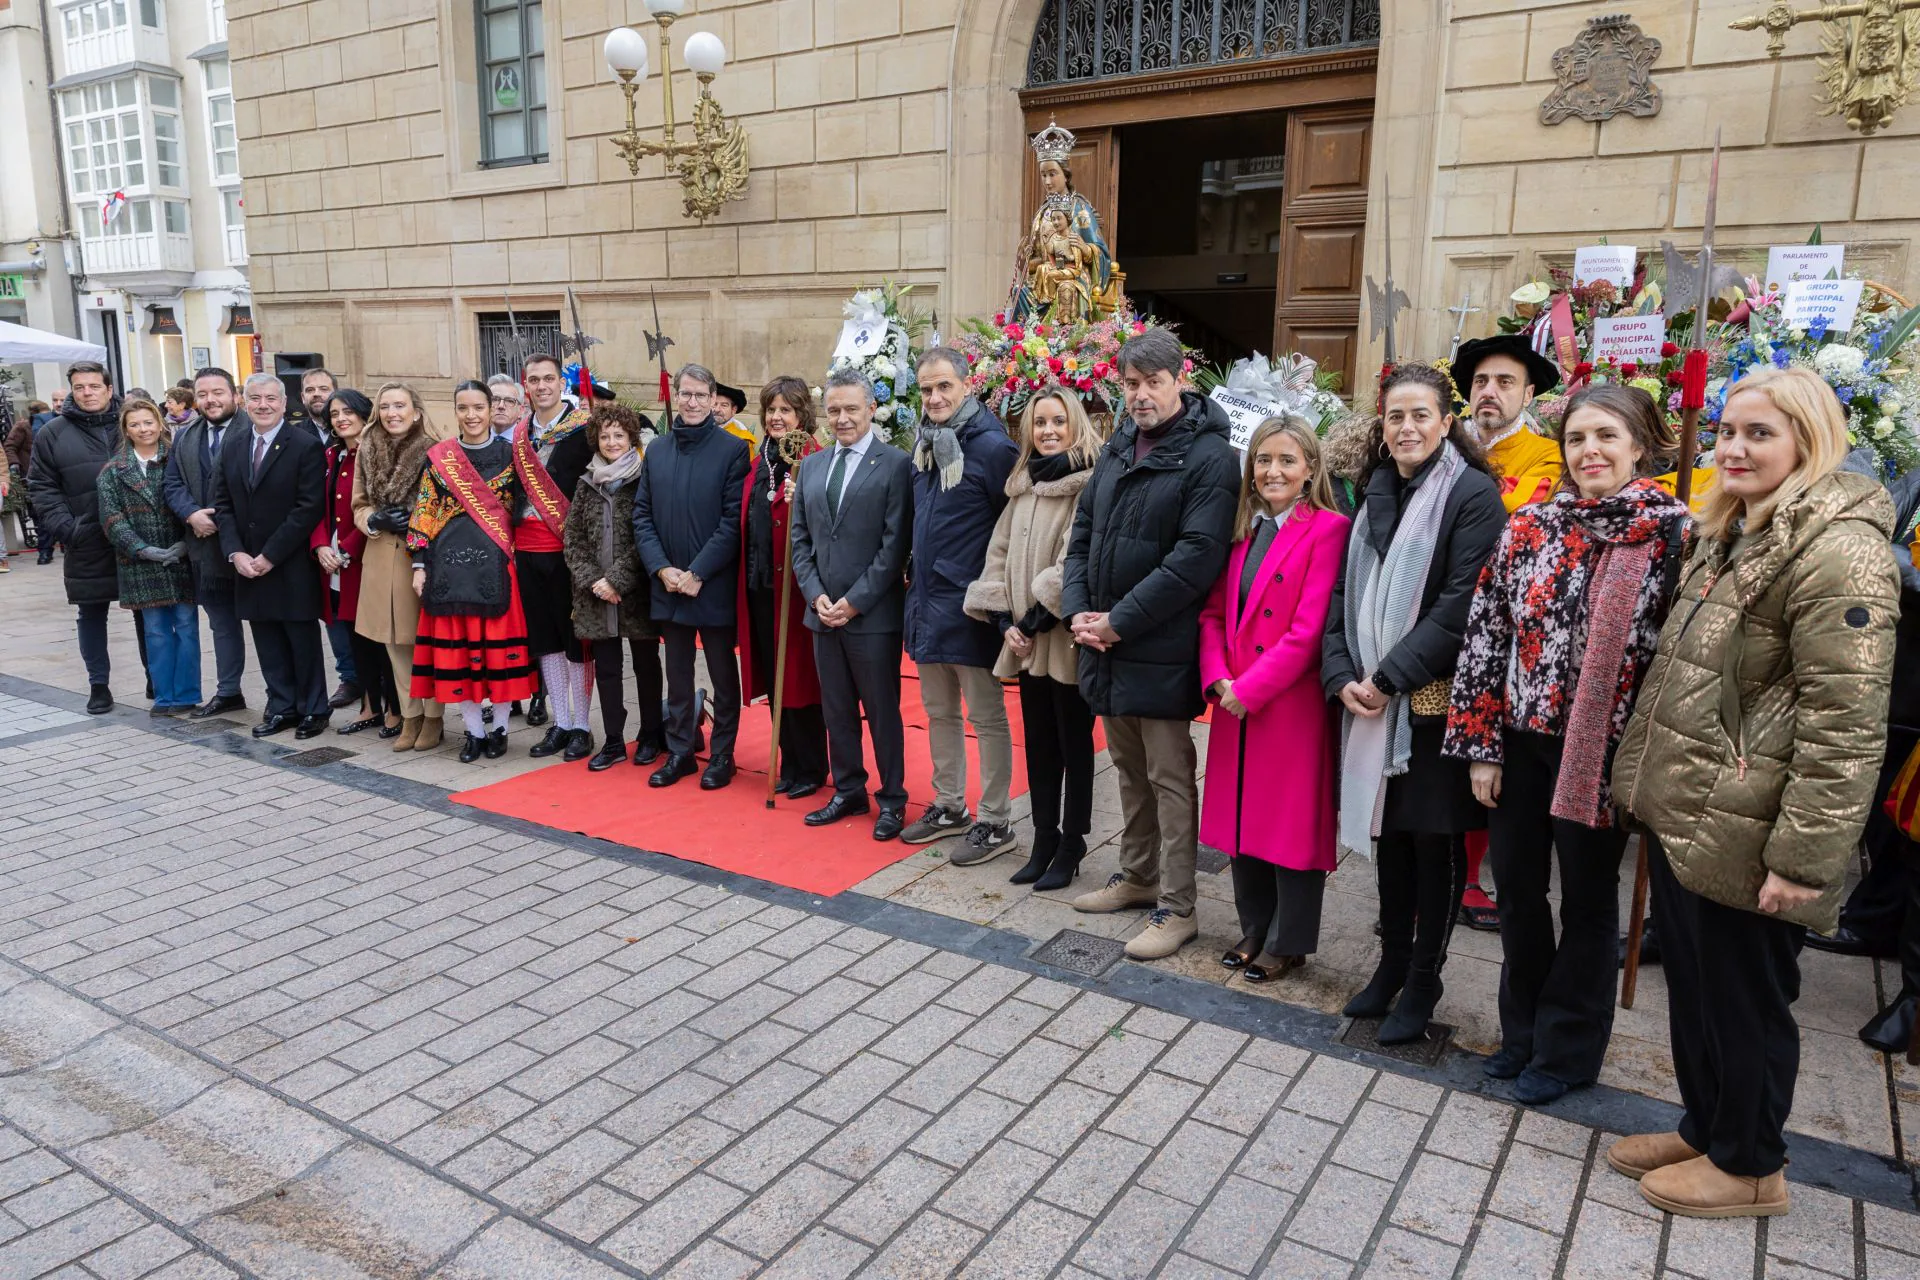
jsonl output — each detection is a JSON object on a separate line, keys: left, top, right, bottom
{"left": 310, "top": 444, "right": 368, "bottom": 623}
{"left": 737, "top": 448, "right": 822, "bottom": 708}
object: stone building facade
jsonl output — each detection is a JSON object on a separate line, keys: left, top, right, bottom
{"left": 223, "top": 0, "right": 1920, "bottom": 413}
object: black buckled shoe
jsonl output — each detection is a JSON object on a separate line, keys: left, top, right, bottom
{"left": 528, "top": 725, "right": 569, "bottom": 758}
{"left": 485, "top": 728, "right": 509, "bottom": 759}
{"left": 459, "top": 732, "right": 486, "bottom": 763}
{"left": 700, "top": 754, "right": 736, "bottom": 790}
{"left": 649, "top": 752, "right": 698, "bottom": 788}
{"left": 872, "top": 807, "right": 907, "bottom": 842}
{"left": 563, "top": 729, "right": 596, "bottom": 762}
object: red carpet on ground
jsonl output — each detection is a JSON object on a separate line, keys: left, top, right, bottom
{"left": 452, "top": 664, "right": 1096, "bottom": 896}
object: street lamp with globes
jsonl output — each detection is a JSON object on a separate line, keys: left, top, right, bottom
{"left": 603, "top": 3, "right": 749, "bottom": 224}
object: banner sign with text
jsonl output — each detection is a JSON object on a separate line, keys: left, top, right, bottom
{"left": 1210, "top": 387, "right": 1281, "bottom": 453}
{"left": 1590, "top": 313, "right": 1668, "bottom": 364}
{"left": 1764, "top": 245, "right": 1845, "bottom": 293}
{"left": 1781, "top": 278, "right": 1863, "bottom": 331}
{"left": 1573, "top": 245, "right": 1637, "bottom": 290}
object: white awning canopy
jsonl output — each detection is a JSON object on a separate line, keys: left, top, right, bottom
{"left": 0, "top": 321, "right": 108, "bottom": 365}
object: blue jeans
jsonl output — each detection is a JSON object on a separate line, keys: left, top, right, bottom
{"left": 141, "top": 603, "right": 203, "bottom": 708}
{"left": 327, "top": 617, "right": 358, "bottom": 686}
{"left": 196, "top": 572, "right": 246, "bottom": 698}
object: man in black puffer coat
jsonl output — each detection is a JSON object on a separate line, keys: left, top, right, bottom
{"left": 1062, "top": 328, "right": 1239, "bottom": 961}
{"left": 27, "top": 361, "right": 127, "bottom": 714}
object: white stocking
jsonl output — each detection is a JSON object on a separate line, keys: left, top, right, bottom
{"left": 571, "top": 658, "right": 595, "bottom": 731}
{"left": 457, "top": 701, "right": 486, "bottom": 738}
{"left": 538, "top": 654, "right": 570, "bottom": 726}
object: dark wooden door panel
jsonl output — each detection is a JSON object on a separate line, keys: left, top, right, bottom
{"left": 1275, "top": 105, "right": 1371, "bottom": 395}
{"left": 1282, "top": 219, "right": 1365, "bottom": 302}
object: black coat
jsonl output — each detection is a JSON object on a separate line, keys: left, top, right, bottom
{"left": 903, "top": 400, "right": 1019, "bottom": 668}
{"left": 1061, "top": 392, "right": 1240, "bottom": 719}
{"left": 632, "top": 418, "right": 751, "bottom": 628}
{"left": 26, "top": 399, "right": 123, "bottom": 605}
{"left": 1320, "top": 450, "right": 1507, "bottom": 702}
{"left": 1883, "top": 470, "right": 1920, "bottom": 732}
{"left": 211, "top": 422, "right": 327, "bottom": 622}
{"left": 163, "top": 412, "right": 248, "bottom": 586}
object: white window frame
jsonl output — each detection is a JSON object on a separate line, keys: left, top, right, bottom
{"left": 60, "top": 73, "right": 188, "bottom": 239}
{"left": 58, "top": 0, "right": 161, "bottom": 58}
{"left": 202, "top": 59, "right": 239, "bottom": 183}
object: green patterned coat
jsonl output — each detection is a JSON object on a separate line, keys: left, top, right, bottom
{"left": 1612, "top": 470, "right": 1898, "bottom": 933}
{"left": 97, "top": 445, "right": 193, "bottom": 610}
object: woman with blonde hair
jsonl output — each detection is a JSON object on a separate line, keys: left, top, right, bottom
{"left": 1198, "top": 416, "right": 1350, "bottom": 980}
{"left": 1609, "top": 366, "right": 1897, "bottom": 1218}
{"left": 964, "top": 387, "right": 1104, "bottom": 889}
{"left": 96, "top": 399, "right": 197, "bottom": 713}
{"left": 354, "top": 380, "right": 441, "bottom": 750}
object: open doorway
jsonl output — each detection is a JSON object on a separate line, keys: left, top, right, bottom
{"left": 1118, "top": 110, "right": 1288, "bottom": 371}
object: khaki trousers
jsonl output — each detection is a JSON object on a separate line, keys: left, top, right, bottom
{"left": 1105, "top": 714, "right": 1199, "bottom": 916}
{"left": 918, "top": 661, "right": 1014, "bottom": 825}
{"left": 387, "top": 642, "right": 425, "bottom": 719}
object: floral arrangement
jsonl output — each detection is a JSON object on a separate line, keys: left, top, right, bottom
{"left": 955, "top": 309, "right": 1148, "bottom": 423}
{"left": 827, "top": 282, "right": 926, "bottom": 447}
{"left": 1710, "top": 283, "right": 1920, "bottom": 477}
{"left": 1192, "top": 353, "right": 1348, "bottom": 434}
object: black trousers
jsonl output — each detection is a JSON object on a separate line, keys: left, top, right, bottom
{"left": 347, "top": 628, "right": 397, "bottom": 719}
{"left": 1376, "top": 831, "right": 1465, "bottom": 977}
{"left": 661, "top": 622, "right": 740, "bottom": 758}
{"left": 1017, "top": 673, "right": 1095, "bottom": 843}
{"left": 1232, "top": 859, "right": 1326, "bottom": 957}
{"left": 814, "top": 627, "right": 906, "bottom": 809}
{"left": 250, "top": 619, "right": 327, "bottom": 718}
{"left": 1647, "top": 831, "right": 1803, "bottom": 1177}
{"left": 591, "top": 636, "right": 665, "bottom": 747}
{"left": 1487, "top": 731, "right": 1628, "bottom": 1084}
{"left": 1837, "top": 728, "right": 1920, "bottom": 949}
{"left": 746, "top": 585, "right": 829, "bottom": 788}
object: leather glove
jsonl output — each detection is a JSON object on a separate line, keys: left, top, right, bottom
{"left": 161, "top": 542, "right": 187, "bottom": 564}
{"left": 367, "top": 505, "right": 411, "bottom": 534}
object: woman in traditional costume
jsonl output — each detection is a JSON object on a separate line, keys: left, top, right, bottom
{"left": 408, "top": 379, "right": 551, "bottom": 763}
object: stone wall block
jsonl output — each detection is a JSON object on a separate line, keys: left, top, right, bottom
{"left": 1509, "top": 156, "right": 1674, "bottom": 233}
{"left": 739, "top": 221, "right": 817, "bottom": 276}
{"left": 1442, "top": 85, "right": 1597, "bottom": 167}
{"left": 775, "top": 47, "right": 860, "bottom": 110}
{"left": 817, "top": 0, "right": 903, "bottom": 48}
{"left": 1446, "top": 13, "right": 1530, "bottom": 90}
{"left": 667, "top": 226, "right": 742, "bottom": 277}
{"left": 1674, "top": 144, "right": 1859, "bottom": 227}
{"left": 776, "top": 162, "right": 859, "bottom": 221}
{"left": 818, "top": 215, "right": 900, "bottom": 272}
{"left": 816, "top": 100, "right": 900, "bottom": 163}
{"left": 1597, "top": 65, "right": 1773, "bottom": 154}
{"left": 857, "top": 153, "right": 947, "bottom": 215}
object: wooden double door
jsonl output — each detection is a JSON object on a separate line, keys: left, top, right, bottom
{"left": 1021, "top": 64, "right": 1374, "bottom": 392}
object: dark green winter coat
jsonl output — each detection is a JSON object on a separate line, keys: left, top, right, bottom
{"left": 97, "top": 445, "right": 193, "bottom": 610}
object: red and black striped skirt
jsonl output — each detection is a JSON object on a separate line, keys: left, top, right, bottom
{"left": 411, "top": 570, "right": 540, "bottom": 705}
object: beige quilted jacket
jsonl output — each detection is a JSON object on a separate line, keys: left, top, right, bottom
{"left": 963, "top": 464, "right": 1090, "bottom": 683}
{"left": 1612, "top": 469, "right": 1899, "bottom": 932}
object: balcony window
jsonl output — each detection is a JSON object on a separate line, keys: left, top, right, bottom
{"left": 220, "top": 188, "right": 245, "bottom": 265}
{"left": 62, "top": 79, "right": 143, "bottom": 197}
{"left": 60, "top": 0, "right": 162, "bottom": 70}
{"left": 475, "top": 0, "right": 546, "bottom": 167}
{"left": 207, "top": 0, "right": 225, "bottom": 40}
{"left": 204, "top": 60, "right": 238, "bottom": 180}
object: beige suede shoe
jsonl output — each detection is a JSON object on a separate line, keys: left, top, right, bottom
{"left": 1639, "top": 1155, "right": 1788, "bottom": 1218}
{"left": 1072, "top": 873, "right": 1161, "bottom": 914}
{"left": 413, "top": 714, "right": 444, "bottom": 751}
{"left": 1124, "top": 908, "right": 1198, "bottom": 960}
{"left": 391, "top": 716, "right": 423, "bottom": 751}
{"left": 1606, "top": 1132, "right": 1702, "bottom": 1180}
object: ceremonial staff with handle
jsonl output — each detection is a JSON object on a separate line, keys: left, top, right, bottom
{"left": 765, "top": 427, "right": 808, "bottom": 809}
{"left": 1621, "top": 128, "right": 1722, "bottom": 1010}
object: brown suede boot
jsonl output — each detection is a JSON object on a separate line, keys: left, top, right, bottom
{"left": 391, "top": 716, "right": 423, "bottom": 751}
{"left": 1639, "top": 1155, "right": 1788, "bottom": 1218}
{"left": 413, "top": 714, "right": 443, "bottom": 751}
{"left": 1606, "top": 1131, "right": 1701, "bottom": 1181}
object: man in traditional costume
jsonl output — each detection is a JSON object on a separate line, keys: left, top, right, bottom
{"left": 713, "top": 382, "right": 758, "bottom": 447}
{"left": 1448, "top": 334, "right": 1566, "bottom": 933}
{"left": 518, "top": 353, "right": 598, "bottom": 755}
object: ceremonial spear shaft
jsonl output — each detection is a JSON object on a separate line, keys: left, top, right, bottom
{"left": 1622, "top": 130, "right": 1721, "bottom": 1010}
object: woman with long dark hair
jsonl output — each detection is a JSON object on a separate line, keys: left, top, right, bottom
{"left": 408, "top": 379, "right": 544, "bottom": 763}
{"left": 1445, "top": 384, "right": 1688, "bottom": 1104}
{"left": 1200, "top": 415, "right": 1350, "bottom": 980}
{"left": 1322, "top": 362, "right": 1505, "bottom": 1045}
{"left": 354, "top": 381, "right": 440, "bottom": 750}
{"left": 738, "top": 375, "right": 828, "bottom": 796}
{"left": 314, "top": 389, "right": 397, "bottom": 736}
{"left": 1609, "top": 367, "right": 1897, "bottom": 1218}
{"left": 966, "top": 388, "right": 1104, "bottom": 889}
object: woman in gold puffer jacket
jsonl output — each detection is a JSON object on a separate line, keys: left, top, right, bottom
{"left": 1608, "top": 366, "right": 1897, "bottom": 1221}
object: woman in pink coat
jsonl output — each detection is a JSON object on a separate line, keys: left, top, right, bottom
{"left": 1199, "top": 416, "right": 1350, "bottom": 982}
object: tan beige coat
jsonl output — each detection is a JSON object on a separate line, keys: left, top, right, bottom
{"left": 1612, "top": 470, "right": 1899, "bottom": 933}
{"left": 963, "top": 463, "right": 1090, "bottom": 683}
{"left": 350, "top": 460, "right": 424, "bottom": 645}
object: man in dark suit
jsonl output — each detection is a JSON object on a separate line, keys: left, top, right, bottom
{"left": 212, "top": 373, "right": 329, "bottom": 739}
{"left": 163, "top": 367, "right": 251, "bottom": 718}
{"left": 789, "top": 367, "right": 915, "bottom": 841}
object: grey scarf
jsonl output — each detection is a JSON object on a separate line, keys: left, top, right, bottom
{"left": 914, "top": 395, "right": 979, "bottom": 492}
{"left": 1336, "top": 440, "right": 1468, "bottom": 857}
{"left": 587, "top": 447, "right": 642, "bottom": 489}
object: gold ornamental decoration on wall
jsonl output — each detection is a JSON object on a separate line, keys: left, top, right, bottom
{"left": 1730, "top": 0, "right": 1920, "bottom": 135}
{"left": 603, "top": 1, "right": 750, "bottom": 224}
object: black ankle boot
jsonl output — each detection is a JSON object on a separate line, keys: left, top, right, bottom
{"left": 1378, "top": 967, "right": 1444, "bottom": 1045}
{"left": 1034, "top": 832, "right": 1086, "bottom": 891}
{"left": 1342, "top": 955, "right": 1410, "bottom": 1019}
{"left": 1862, "top": 992, "right": 1919, "bottom": 1054}
{"left": 458, "top": 732, "right": 486, "bottom": 763}
{"left": 1010, "top": 830, "right": 1059, "bottom": 886}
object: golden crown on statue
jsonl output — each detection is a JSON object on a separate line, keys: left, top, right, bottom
{"left": 1029, "top": 118, "right": 1076, "bottom": 165}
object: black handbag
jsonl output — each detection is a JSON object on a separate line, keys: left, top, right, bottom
{"left": 423, "top": 516, "right": 511, "bottom": 618}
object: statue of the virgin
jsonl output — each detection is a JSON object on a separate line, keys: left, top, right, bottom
{"left": 1010, "top": 119, "right": 1119, "bottom": 324}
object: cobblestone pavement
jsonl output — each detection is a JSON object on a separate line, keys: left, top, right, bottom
{"left": 0, "top": 676, "right": 1915, "bottom": 1275}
